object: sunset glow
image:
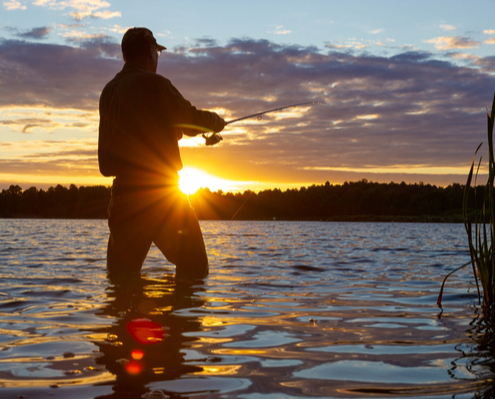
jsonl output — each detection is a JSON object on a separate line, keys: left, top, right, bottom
{"left": 1, "top": 1, "right": 495, "bottom": 191}
{"left": 178, "top": 167, "right": 232, "bottom": 195}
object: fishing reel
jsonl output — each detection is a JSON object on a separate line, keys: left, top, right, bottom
{"left": 203, "top": 132, "right": 223, "bottom": 146}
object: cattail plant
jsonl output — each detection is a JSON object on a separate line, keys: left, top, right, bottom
{"left": 438, "top": 91, "right": 495, "bottom": 310}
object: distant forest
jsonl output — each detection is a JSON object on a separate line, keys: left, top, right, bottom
{"left": 0, "top": 180, "right": 485, "bottom": 222}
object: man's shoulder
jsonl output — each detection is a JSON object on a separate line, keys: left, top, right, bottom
{"left": 100, "top": 64, "right": 180, "bottom": 105}
{"left": 107, "top": 64, "right": 172, "bottom": 86}
{"left": 127, "top": 64, "right": 171, "bottom": 85}
{"left": 150, "top": 71, "right": 172, "bottom": 87}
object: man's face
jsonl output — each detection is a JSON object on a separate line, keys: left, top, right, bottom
{"left": 150, "top": 44, "right": 159, "bottom": 73}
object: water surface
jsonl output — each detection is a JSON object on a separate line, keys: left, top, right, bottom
{"left": 0, "top": 220, "right": 492, "bottom": 398}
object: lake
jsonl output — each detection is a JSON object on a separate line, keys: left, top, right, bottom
{"left": 0, "top": 219, "right": 492, "bottom": 398}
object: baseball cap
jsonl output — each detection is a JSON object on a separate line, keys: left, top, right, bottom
{"left": 121, "top": 27, "right": 167, "bottom": 54}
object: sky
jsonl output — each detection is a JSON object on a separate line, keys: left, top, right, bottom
{"left": 2, "top": 0, "right": 495, "bottom": 192}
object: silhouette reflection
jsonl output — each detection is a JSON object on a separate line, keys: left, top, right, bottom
{"left": 92, "top": 275, "right": 205, "bottom": 398}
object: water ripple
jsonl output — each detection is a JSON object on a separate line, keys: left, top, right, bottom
{"left": 0, "top": 219, "right": 493, "bottom": 397}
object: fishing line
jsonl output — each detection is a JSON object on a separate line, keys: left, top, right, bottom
{"left": 225, "top": 101, "right": 320, "bottom": 125}
{"left": 230, "top": 191, "right": 253, "bottom": 220}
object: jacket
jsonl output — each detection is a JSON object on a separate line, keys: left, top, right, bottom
{"left": 98, "top": 62, "right": 222, "bottom": 184}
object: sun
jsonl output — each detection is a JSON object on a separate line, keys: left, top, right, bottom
{"left": 178, "top": 167, "right": 228, "bottom": 195}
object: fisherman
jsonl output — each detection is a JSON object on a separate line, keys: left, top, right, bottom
{"left": 98, "top": 27, "right": 225, "bottom": 281}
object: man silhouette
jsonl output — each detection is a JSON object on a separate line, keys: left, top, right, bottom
{"left": 98, "top": 27, "right": 224, "bottom": 281}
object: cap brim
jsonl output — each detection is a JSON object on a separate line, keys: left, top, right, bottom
{"left": 156, "top": 43, "right": 167, "bottom": 51}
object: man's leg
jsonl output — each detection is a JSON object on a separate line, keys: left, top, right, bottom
{"left": 106, "top": 182, "right": 153, "bottom": 281}
{"left": 106, "top": 224, "right": 152, "bottom": 280}
{"left": 153, "top": 192, "right": 208, "bottom": 280}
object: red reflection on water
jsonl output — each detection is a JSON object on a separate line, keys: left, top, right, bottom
{"left": 126, "top": 318, "right": 166, "bottom": 344}
{"left": 125, "top": 360, "right": 143, "bottom": 375}
{"left": 131, "top": 349, "right": 144, "bottom": 360}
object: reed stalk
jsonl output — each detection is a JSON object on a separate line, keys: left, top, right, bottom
{"left": 439, "top": 92, "right": 495, "bottom": 312}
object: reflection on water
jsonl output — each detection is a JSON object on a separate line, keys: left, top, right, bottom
{"left": 1, "top": 219, "right": 495, "bottom": 397}
{"left": 92, "top": 277, "right": 208, "bottom": 398}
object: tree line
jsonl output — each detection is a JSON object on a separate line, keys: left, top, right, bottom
{"left": 0, "top": 180, "right": 485, "bottom": 221}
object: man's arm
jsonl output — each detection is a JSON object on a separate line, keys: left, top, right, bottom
{"left": 162, "top": 79, "right": 225, "bottom": 137}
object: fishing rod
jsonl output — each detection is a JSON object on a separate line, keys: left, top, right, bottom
{"left": 226, "top": 101, "right": 320, "bottom": 125}
{"left": 204, "top": 101, "right": 320, "bottom": 146}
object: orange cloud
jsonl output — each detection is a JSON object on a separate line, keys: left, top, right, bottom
{"left": 425, "top": 36, "right": 480, "bottom": 50}
{"left": 1, "top": 36, "right": 494, "bottom": 190}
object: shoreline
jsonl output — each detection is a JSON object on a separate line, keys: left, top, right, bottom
{"left": 0, "top": 215, "right": 465, "bottom": 223}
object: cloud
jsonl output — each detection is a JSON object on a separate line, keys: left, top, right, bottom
{"left": 32, "top": 0, "right": 120, "bottom": 20}
{"left": 267, "top": 26, "right": 291, "bottom": 35}
{"left": 56, "top": 23, "right": 113, "bottom": 42}
{"left": 92, "top": 9, "right": 119, "bottom": 19}
{"left": 425, "top": 36, "right": 481, "bottom": 50}
{"left": 194, "top": 38, "right": 218, "bottom": 47}
{"left": 326, "top": 41, "right": 366, "bottom": 50}
{"left": 1, "top": 117, "right": 59, "bottom": 133}
{"left": 70, "top": 9, "right": 120, "bottom": 20}
{"left": 162, "top": 39, "right": 494, "bottom": 183}
{"left": 0, "top": 38, "right": 121, "bottom": 110}
{"left": 0, "top": 139, "right": 100, "bottom": 179}
{"left": 448, "top": 52, "right": 479, "bottom": 62}
{"left": 370, "top": 29, "right": 384, "bottom": 34}
{"left": 107, "top": 24, "right": 129, "bottom": 34}
{"left": 3, "top": 0, "right": 26, "bottom": 10}
{"left": 440, "top": 24, "right": 456, "bottom": 31}
{"left": 59, "top": 30, "right": 110, "bottom": 42}
{"left": 58, "top": 22, "right": 87, "bottom": 28}
{"left": 17, "top": 26, "right": 51, "bottom": 39}
{"left": 1, "top": 36, "right": 495, "bottom": 187}
{"left": 474, "top": 55, "right": 495, "bottom": 72}
{"left": 33, "top": 0, "right": 110, "bottom": 8}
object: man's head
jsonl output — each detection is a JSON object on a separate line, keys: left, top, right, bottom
{"left": 121, "top": 27, "right": 166, "bottom": 71}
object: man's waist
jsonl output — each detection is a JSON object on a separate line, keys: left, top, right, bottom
{"left": 113, "top": 173, "right": 179, "bottom": 190}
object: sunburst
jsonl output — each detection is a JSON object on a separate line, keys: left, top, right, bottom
{"left": 178, "top": 167, "right": 229, "bottom": 195}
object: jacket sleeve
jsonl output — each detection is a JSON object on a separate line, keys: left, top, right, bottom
{"left": 160, "top": 78, "right": 224, "bottom": 137}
